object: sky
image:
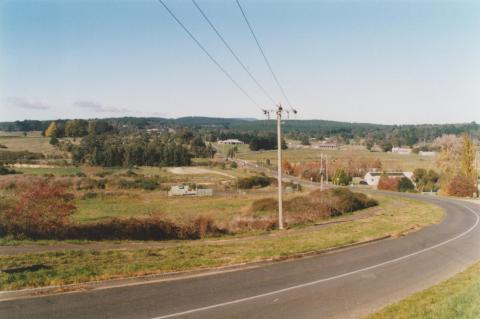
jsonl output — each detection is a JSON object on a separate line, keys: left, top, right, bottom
{"left": 0, "top": 0, "right": 479, "bottom": 124}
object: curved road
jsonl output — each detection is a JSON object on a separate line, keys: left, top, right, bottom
{"left": 2, "top": 194, "right": 480, "bottom": 319}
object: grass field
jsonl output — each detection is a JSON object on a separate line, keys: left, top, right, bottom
{"left": 0, "top": 131, "right": 60, "bottom": 155}
{"left": 366, "top": 260, "right": 480, "bottom": 319}
{"left": 74, "top": 188, "right": 290, "bottom": 225}
{"left": 0, "top": 196, "right": 444, "bottom": 290}
{"left": 238, "top": 148, "right": 438, "bottom": 172}
{"left": 15, "top": 166, "right": 83, "bottom": 176}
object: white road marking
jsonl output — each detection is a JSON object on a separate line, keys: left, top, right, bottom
{"left": 152, "top": 202, "right": 479, "bottom": 319}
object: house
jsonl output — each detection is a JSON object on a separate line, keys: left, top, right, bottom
{"left": 391, "top": 147, "right": 412, "bottom": 154}
{"left": 314, "top": 142, "right": 337, "bottom": 150}
{"left": 363, "top": 171, "right": 414, "bottom": 186}
{"left": 218, "top": 139, "right": 244, "bottom": 145}
{"left": 419, "top": 151, "right": 436, "bottom": 156}
{"left": 168, "top": 185, "right": 213, "bottom": 197}
{"left": 168, "top": 185, "right": 197, "bottom": 196}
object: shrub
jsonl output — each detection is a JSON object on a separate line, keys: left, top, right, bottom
{"left": 118, "top": 177, "right": 159, "bottom": 190}
{"left": 332, "top": 168, "right": 351, "bottom": 186}
{"left": 0, "top": 165, "right": 20, "bottom": 175}
{"left": 75, "top": 172, "right": 87, "bottom": 177}
{"left": 446, "top": 175, "right": 476, "bottom": 197}
{"left": 377, "top": 175, "right": 400, "bottom": 191}
{"left": 230, "top": 161, "right": 238, "bottom": 169}
{"left": 0, "top": 150, "right": 44, "bottom": 164}
{"left": 398, "top": 177, "right": 415, "bottom": 192}
{"left": 76, "top": 178, "right": 105, "bottom": 190}
{"left": 237, "top": 175, "right": 272, "bottom": 189}
{"left": 0, "top": 179, "right": 76, "bottom": 238}
{"left": 95, "top": 170, "right": 113, "bottom": 178}
{"left": 244, "top": 188, "right": 378, "bottom": 230}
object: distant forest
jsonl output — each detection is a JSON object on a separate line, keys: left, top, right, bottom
{"left": 1, "top": 117, "right": 478, "bottom": 148}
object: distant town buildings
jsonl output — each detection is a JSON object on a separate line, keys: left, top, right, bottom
{"left": 218, "top": 139, "right": 244, "bottom": 145}
{"left": 391, "top": 147, "right": 412, "bottom": 155}
{"left": 364, "top": 171, "right": 414, "bottom": 186}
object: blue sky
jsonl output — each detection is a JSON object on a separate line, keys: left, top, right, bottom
{"left": 0, "top": 0, "right": 479, "bottom": 124}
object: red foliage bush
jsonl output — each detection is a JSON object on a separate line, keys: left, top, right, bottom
{"left": 446, "top": 175, "right": 476, "bottom": 197}
{"left": 377, "top": 175, "right": 400, "bottom": 191}
{"left": 0, "top": 178, "right": 76, "bottom": 238}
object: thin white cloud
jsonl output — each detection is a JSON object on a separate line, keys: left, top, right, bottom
{"left": 73, "top": 100, "right": 129, "bottom": 113}
{"left": 6, "top": 97, "right": 51, "bottom": 110}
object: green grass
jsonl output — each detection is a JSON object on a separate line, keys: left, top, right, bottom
{"left": 15, "top": 166, "right": 83, "bottom": 176}
{"left": 366, "top": 260, "right": 480, "bottom": 319}
{"left": 239, "top": 148, "right": 437, "bottom": 172}
{"left": 0, "top": 196, "right": 444, "bottom": 290}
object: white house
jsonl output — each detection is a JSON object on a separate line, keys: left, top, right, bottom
{"left": 218, "top": 139, "right": 244, "bottom": 145}
{"left": 419, "top": 151, "right": 436, "bottom": 156}
{"left": 391, "top": 147, "right": 412, "bottom": 155}
{"left": 364, "top": 171, "right": 414, "bottom": 186}
{"left": 168, "top": 185, "right": 213, "bottom": 197}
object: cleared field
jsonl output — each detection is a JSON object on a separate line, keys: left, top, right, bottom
{"left": 0, "top": 131, "right": 58, "bottom": 155}
{"left": 74, "top": 189, "right": 286, "bottom": 225}
{"left": 15, "top": 166, "right": 83, "bottom": 176}
{"left": 239, "top": 148, "right": 438, "bottom": 171}
{"left": 366, "top": 260, "right": 480, "bottom": 319}
{"left": 0, "top": 196, "right": 444, "bottom": 290}
{"left": 213, "top": 142, "right": 250, "bottom": 155}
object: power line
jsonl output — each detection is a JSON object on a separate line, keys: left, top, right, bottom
{"left": 235, "top": 0, "right": 294, "bottom": 110}
{"left": 157, "top": 0, "right": 264, "bottom": 111}
{"left": 191, "top": 0, "right": 276, "bottom": 106}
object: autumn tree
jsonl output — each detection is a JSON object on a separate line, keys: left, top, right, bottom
{"left": 44, "top": 121, "right": 58, "bottom": 138}
{"left": 433, "top": 134, "right": 463, "bottom": 179}
{"left": 460, "top": 134, "right": 475, "bottom": 178}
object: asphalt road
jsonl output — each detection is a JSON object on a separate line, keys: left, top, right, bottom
{"left": 1, "top": 193, "right": 480, "bottom": 319}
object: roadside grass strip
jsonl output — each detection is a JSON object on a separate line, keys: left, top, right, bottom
{"left": 366, "top": 260, "right": 480, "bottom": 319}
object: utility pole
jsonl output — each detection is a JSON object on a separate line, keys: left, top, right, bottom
{"left": 325, "top": 154, "right": 328, "bottom": 187}
{"left": 320, "top": 153, "right": 324, "bottom": 191}
{"left": 276, "top": 105, "right": 284, "bottom": 230}
{"left": 263, "top": 104, "right": 297, "bottom": 230}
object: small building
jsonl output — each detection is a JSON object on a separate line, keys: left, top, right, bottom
{"left": 218, "top": 139, "right": 244, "bottom": 145}
{"left": 391, "top": 147, "right": 412, "bottom": 155}
{"left": 314, "top": 142, "right": 337, "bottom": 150}
{"left": 168, "top": 185, "right": 213, "bottom": 197}
{"left": 364, "top": 171, "right": 413, "bottom": 186}
{"left": 419, "top": 151, "right": 436, "bottom": 156}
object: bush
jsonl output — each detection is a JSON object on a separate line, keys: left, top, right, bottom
{"left": 0, "top": 165, "right": 20, "bottom": 175}
{"left": 332, "top": 168, "right": 351, "bottom": 186}
{"left": 118, "top": 177, "right": 159, "bottom": 190}
{"left": 75, "top": 171, "right": 87, "bottom": 177}
{"left": 377, "top": 175, "right": 400, "bottom": 191}
{"left": 0, "top": 178, "right": 76, "bottom": 239}
{"left": 0, "top": 150, "right": 44, "bottom": 164}
{"left": 446, "top": 175, "right": 476, "bottom": 197}
{"left": 398, "top": 177, "right": 415, "bottom": 192}
{"left": 244, "top": 188, "right": 378, "bottom": 230}
{"left": 76, "top": 178, "right": 105, "bottom": 190}
{"left": 237, "top": 175, "right": 272, "bottom": 189}
{"left": 230, "top": 161, "right": 238, "bottom": 169}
